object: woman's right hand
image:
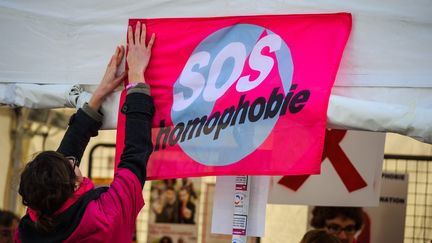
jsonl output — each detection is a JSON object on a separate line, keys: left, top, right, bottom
{"left": 127, "top": 21, "right": 156, "bottom": 84}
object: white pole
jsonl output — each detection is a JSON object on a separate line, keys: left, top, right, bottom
{"left": 232, "top": 175, "right": 251, "bottom": 243}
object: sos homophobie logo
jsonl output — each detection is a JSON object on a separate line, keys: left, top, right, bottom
{"left": 154, "top": 24, "right": 310, "bottom": 166}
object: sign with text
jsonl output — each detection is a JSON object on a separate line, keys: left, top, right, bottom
{"left": 147, "top": 178, "right": 201, "bottom": 243}
{"left": 212, "top": 176, "right": 269, "bottom": 237}
{"left": 202, "top": 184, "right": 256, "bottom": 243}
{"left": 268, "top": 130, "right": 386, "bottom": 206}
{"left": 361, "top": 173, "right": 408, "bottom": 243}
{"left": 116, "top": 13, "right": 352, "bottom": 179}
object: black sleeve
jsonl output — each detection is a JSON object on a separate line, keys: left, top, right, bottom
{"left": 57, "top": 109, "right": 102, "bottom": 165}
{"left": 118, "top": 92, "right": 155, "bottom": 187}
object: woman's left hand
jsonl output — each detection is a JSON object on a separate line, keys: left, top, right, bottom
{"left": 89, "top": 46, "right": 127, "bottom": 110}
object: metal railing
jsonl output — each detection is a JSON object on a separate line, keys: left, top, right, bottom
{"left": 88, "top": 143, "right": 432, "bottom": 243}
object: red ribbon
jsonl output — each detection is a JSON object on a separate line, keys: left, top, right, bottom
{"left": 278, "top": 129, "right": 368, "bottom": 193}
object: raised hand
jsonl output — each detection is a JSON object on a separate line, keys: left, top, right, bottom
{"left": 127, "top": 21, "right": 156, "bottom": 84}
{"left": 89, "top": 46, "right": 126, "bottom": 110}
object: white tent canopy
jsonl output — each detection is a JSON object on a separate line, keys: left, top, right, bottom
{"left": 1, "top": 0, "right": 431, "bottom": 142}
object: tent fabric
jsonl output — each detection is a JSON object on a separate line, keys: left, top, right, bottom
{"left": 0, "top": 0, "right": 431, "bottom": 143}
{"left": 0, "top": 0, "right": 431, "bottom": 87}
{"left": 0, "top": 83, "right": 76, "bottom": 108}
{"left": 1, "top": 84, "right": 430, "bottom": 144}
{"left": 328, "top": 87, "right": 432, "bottom": 143}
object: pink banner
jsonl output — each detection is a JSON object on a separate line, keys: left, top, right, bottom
{"left": 116, "top": 13, "right": 352, "bottom": 179}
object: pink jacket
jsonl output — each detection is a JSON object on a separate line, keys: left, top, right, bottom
{"left": 65, "top": 169, "right": 144, "bottom": 242}
{"left": 16, "top": 169, "right": 143, "bottom": 243}
{"left": 17, "top": 88, "right": 154, "bottom": 242}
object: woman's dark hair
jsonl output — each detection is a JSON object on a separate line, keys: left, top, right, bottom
{"left": 179, "top": 186, "right": 190, "bottom": 194}
{"left": 300, "top": 229, "right": 341, "bottom": 243}
{"left": 18, "top": 151, "right": 76, "bottom": 233}
{"left": 311, "top": 206, "right": 364, "bottom": 231}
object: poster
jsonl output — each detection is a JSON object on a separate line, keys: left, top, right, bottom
{"left": 116, "top": 14, "right": 352, "bottom": 179}
{"left": 202, "top": 184, "right": 257, "bottom": 243}
{"left": 362, "top": 173, "right": 409, "bottom": 243}
{"left": 212, "top": 176, "right": 269, "bottom": 237}
{"left": 147, "top": 178, "right": 201, "bottom": 243}
{"left": 268, "top": 130, "right": 386, "bottom": 206}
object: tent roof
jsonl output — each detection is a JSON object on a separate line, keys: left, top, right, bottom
{"left": 0, "top": 0, "right": 431, "bottom": 143}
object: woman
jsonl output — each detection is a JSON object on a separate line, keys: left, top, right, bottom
{"left": 16, "top": 22, "right": 155, "bottom": 242}
{"left": 177, "top": 187, "right": 195, "bottom": 224}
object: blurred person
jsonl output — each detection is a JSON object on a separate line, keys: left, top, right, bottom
{"left": 154, "top": 186, "right": 179, "bottom": 223}
{"left": 16, "top": 22, "right": 156, "bottom": 242}
{"left": 178, "top": 187, "right": 195, "bottom": 224}
{"left": 311, "top": 206, "right": 363, "bottom": 243}
{"left": 300, "top": 229, "right": 341, "bottom": 243}
{"left": 181, "top": 178, "right": 197, "bottom": 200}
{"left": 164, "top": 179, "right": 177, "bottom": 189}
{"left": 0, "top": 210, "right": 19, "bottom": 243}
